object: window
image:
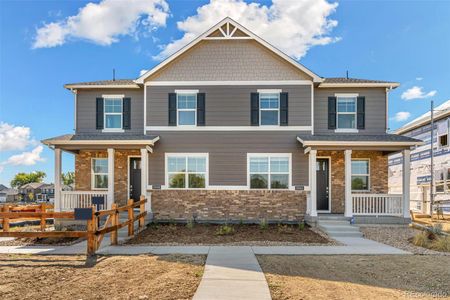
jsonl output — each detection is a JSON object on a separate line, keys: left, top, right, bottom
{"left": 248, "top": 154, "right": 290, "bottom": 189}
{"left": 439, "top": 134, "right": 448, "bottom": 147}
{"left": 436, "top": 171, "right": 445, "bottom": 193}
{"left": 351, "top": 160, "right": 369, "bottom": 191}
{"left": 337, "top": 96, "right": 356, "bottom": 129}
{"left": 92, "top": 158, "right": 108, "bottom": 189}
{"left": 260, "top": 93, "right": 280, "bottom": 125}
{"left": 177, "top": 93, "right": 197, "bottom": 126}
{"left": 104, "top": 98, "right": 123, "bottom": 129}
{"left": 166, "top": 154, "right": 207, "bottom": 188}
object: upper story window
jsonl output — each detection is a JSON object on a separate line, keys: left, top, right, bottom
{"left": 351, "top": 159, "right": 370, "bottom": 191}
{"left": 337, "top": 96, "right": 356, "bottom": 129}
{"left": 248, "top": 154, "right": 290, "bottom": 189}
{"left": 104, "top": 98, "right": 123, "bottom": 129}
{"left": 92, "top": 158, "right": 108, "bottom": 189}
{"left": 260, "top": 93, "right": 280, "bottom": 126}
{"left": 329, "top": 94, "right": 364, "bottom": 131}
{"left": 166, "top": 154, "right": 208, "bottom": 189}
{"left": 177, "top": 93, "right": 197, "bottom": 126}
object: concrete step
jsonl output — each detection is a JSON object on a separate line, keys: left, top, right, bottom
{"left": 317, "top": 215, "right": 349, "bottom": 221}
{"left": 318, "top": 224, "right": 360, "bottom": 232}
{"left": 317, "top": 220, "right": 350, "bottom": 226}
{"left": 325, "top": 231, "right": 363, "bottom": 238}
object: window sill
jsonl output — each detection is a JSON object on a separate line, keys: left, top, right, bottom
{"left": 335, "top": 129, "right": 359, "bottom": 133}
{"left": 102, "top": 129, "right": 125, "bottom": 133}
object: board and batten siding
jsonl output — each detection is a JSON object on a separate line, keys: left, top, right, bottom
{"left": 314, "top": 87, "right": 387, "bottom": 134}
{"left": 146, "top": 85, "right": 312, "bottom": 127}
{"left": 76, "top": 88, "right": 144, "bottom": 134}
{"left": 147, "top": 131, "right": 309, "bottom": 187}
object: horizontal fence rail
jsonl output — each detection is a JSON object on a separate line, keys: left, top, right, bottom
{"left": 352, "top": 194, "right": 403, "bottom": 216}
{"left": 61, "top": 191, "right": 108, "bottom": 211}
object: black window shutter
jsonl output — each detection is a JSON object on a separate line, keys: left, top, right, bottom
{"left": 122, "top": 97, "right": 131, "bottom": 130}
{"left": 168, "top": 93, "right": 177, "bottom": 126}
{"left": 328, "top": 96, "right": 337, "bottom": 129}
{"left": 251, "top": 92, "right": 259, "bottom": 126}
{"left": 280, "top": 92, "right": 288, "bottom": 126}
{"left": 197, "top": 93, "right": 205, "bottom": 126}
{"left": 96, "top": 97, "right": 104, "bottom": 130}
{"left": 357, "top": 96, "right": 365, "bottom": 129}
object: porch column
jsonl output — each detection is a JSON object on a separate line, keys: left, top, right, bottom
{"left": 402, "top": 149, "right": 411, "bottom": 218}
{"left": 309, "top": 149, "right": 317, "bottom": 217}
{"left": 140, "top": 148, "right": 150, "bottom": 212}
{"left": 54, "top": 148, "right": 62, "bottom": 212}
{"left": 344, "top": 149, "right": 353, "bottom": 218}
{"left": 107, "top": 148, "right": 114, "bottom": 209}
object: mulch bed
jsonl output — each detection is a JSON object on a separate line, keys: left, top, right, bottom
{"left": 0, "top": 237, "right": 83, "bottom": 247}
{"left": 126, "top": 223, "right": 330, "bottom": 245}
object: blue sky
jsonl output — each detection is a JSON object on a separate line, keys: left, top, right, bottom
{"left": 1, "top": 0, "right": 449, "bottom": 185}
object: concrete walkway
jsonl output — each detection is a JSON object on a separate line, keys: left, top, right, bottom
{"left": 193, "top": 247, "right": 271, "bottom": 300}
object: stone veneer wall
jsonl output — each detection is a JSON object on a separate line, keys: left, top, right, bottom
{"left": 317, "top": 150, "right": 388, "bottom": 214}
{"left": 75, "top": 150, "right": 140, "bottom": 206}
{"left": 151, "top": 190, "right": 307, "bottom": 222}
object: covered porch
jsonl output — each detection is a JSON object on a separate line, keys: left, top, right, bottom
{"left": 42, "top": 134, "right": 159, "bottom": 212}
{"left": 297, "top": 134, "right": 423, "bottom": 223}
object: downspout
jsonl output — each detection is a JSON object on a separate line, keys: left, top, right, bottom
{"left": 69, "top": 88, "right": 77, "bottom": 132}
{"left": 386, "top": 86, "right": 393, "bottom": 133}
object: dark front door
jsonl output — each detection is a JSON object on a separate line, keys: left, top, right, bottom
{"left": 316, "top": 158, "right": 330, "bottom": 211}
{"left": 129, "top": 157, "right": 141, "bottom": 202}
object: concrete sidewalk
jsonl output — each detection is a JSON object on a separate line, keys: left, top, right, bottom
{"left": 193, "top": 247, "right": 271, "bottom": 300}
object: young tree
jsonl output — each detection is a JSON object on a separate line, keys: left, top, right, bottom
{"left": 10, "top": 171, "right": 46, "bottom": 188}
{"left": 62, "top": 171, "right": 75, "bottom": 185}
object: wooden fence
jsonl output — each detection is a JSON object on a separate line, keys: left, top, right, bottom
{"left": 0, "top": 196, "right": 148, "bottom": 256}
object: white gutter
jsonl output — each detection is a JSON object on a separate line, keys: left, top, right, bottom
{"left": 42, "top": 136, "right": 160, "bottom": 146}
{"left": 296, "top": 136, "right": 423, "bottom": 147}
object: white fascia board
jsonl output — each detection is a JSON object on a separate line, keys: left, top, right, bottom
{"left": 297, "top": 139, "right": 424, "bottom": 147}
{"left": 319, "top": 83, "right": 400, "bottom": 88}
{"left": 136, "top": 17, "right": 322, "bottom": 84}
{"left": 43, "top": 136, "right": 160, "bottom": 146}
{"left": 145, "top": 80, "right": 312, "bottom": 86}
{"left": 146, "top": 126, "right": 312, "bottom": 132}
{"left": 64, "top": 85, "right": 140, "bottom": 89}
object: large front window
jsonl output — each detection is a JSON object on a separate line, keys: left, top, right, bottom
{"left": 337, "top": 97, "right": 356, "bottom": 129}
{"left": 104, "top": 98, "right": 123, "bottom": 129}
{"left": 177, "top": 93, "right": 197, "bottom": 126}
{"left": 248, "top": 154, "right": 290, "bottom": 189}
{"left": 167, "top": 154, "right": 207, "bottom": 188}
{"left": 351, "top": 159, "right": 369, "bottom": 191}
{"left": 92, "top": 158, "right": 108, "bottom": 189}
{"left": 260, "top": 93, "right": 280, "bottom": 125}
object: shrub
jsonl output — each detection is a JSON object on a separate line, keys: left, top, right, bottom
{"left": 259, "top": 219, "right": 268, "bottom": 230}
{"left": 216, "top": 224, "right": 234, "bottom": 236}
{"left": 298, "top": 221, "right": 305, "bottom": 231}
{"left": 412, "top": 231, "right": 430, "bottom": 248}
{"left": 430, "top": 236, "right": 450, "bottom": 252}
{"left": 186, "top": 219, "right": 195, "bottom": 229}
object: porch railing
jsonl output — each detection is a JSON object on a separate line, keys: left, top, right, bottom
{"left": 352, "top": 194, "right": 403, "bottom": 216}
{"left": 60, "top": 191, "right": 109, "bottom": 211}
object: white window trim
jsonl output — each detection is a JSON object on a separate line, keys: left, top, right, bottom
{"left": 91, "top": 158, "right": 108, "bottom": 190}
{"left": 335, "top": 93, "right": 358, "bottom": 132}
{"left": 165, "top": 153, "right": 209, "bottom": 189}
{"left": 176, "top": 91, "right": 198, "bottom": 127}
{"left": 103, "top": 96, "right": 124, "bottom": 131}
{"left": 259, "top": 92, "right": 280, "bottom": 126}
{"left": 247, "top": 153, "right": 292, "bottom": 190}
{"left": 351, "top": 158, "right": 370, "bottom": 192}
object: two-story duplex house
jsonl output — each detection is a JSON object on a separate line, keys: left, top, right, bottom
{"left": 42, "top": 18, "right": 421, "bottom": 224}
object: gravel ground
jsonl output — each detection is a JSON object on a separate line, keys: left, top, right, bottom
{"left": 360, "top": 225, "right": 449, "bottom": 256}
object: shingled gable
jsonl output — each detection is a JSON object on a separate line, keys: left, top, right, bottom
{"left": 135, "top": 17, "right": 323, "bottom": 84}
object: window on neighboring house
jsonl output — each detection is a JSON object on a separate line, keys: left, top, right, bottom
{"left": 92, "top": 158, "right": 108, "bottom": 189}
{"left": 177, "top": 93, "right": 197, "bottom": 126}
{"left": 436, "top": 171, "right": 445, "bottom": 193}
{"left": 438, "top": 134, "right": 448, "bottom": 147}
{"left": 248, "top": 154, "right": 290, "bottom": 189}
{"left": 260, "top": 93, "right": 280, "bottom": 125}
{"left": 167, "top": 154, "right": 207, "bottom": 188}
{"left": 104, "top": 98, "right": 123, "bottom": 129}
{"left": 337, "top": 96, "right": 357, "bottom": 129}
{"left": 351, "top": 159, "right": 370, "bottom": 191}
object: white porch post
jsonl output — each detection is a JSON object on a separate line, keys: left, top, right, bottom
{"left": 107, "top": 148, "right": 114, "bottom": 209}
{"left": 54, "top": 148, "right": 62, "bottom": 212}
{"left": 309, "top": 149, "right": 317, "bottom": 217}
{"left": 140, "top": 148, "right": 151, "bottom": 212}
{"left": 344, "top": 149, "right": 353, "bottom": 218}
{"left": 402, "top": 149, "right": 411, "bottom": 218}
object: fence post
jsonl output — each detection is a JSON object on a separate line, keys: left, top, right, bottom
{"left": 87, "top": 205, "right": 97, "bottom": 256}
{"left": 139, "top": 196, "right": 145, "bottom": 230}
{"left": 3, "top": 205, "right": 10, "bottom": 232}
{"left": 40, "top": 203, "right": 46, "bottom": 231}
{"left": 128, "top": 199, "right": 134, "bottom": 236}
{"left": 111, "top": 203, "right": 118, "bottom": 245}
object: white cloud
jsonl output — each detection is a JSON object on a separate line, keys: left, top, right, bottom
{"left": 140, "top": 69, "right": 149, "bottom": 76}
{"left": 33, "top": 0, "right": 170, "bottom": 48}
{"left": 2, "top": 146, "right": 45, "bottom": 167}
{"left": 392, "top": 111, "right": 411, "bottom": 122}
{"left": 401, "top": 86, "right": 437, "bottom": 100}
{"left": 0, "top": 123, "right": 34, "bottom": 152}
{"left": 416, "top": 77, "right": 423, "bottom": 81}
{"left": 155, "top": 0, "right": 339, "bottom": 60}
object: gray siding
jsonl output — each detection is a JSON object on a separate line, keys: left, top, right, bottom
{"left": 314, "top": 87, "right": 387, "bottom": 134}
{"left": 147, "top": 85, "right": 311, "bottom": 126}
{"left": 147, "top": 131, "right": 309, "bottom": 186}
{"left": 76, "top": 88, "right": 144, "bottom": 134}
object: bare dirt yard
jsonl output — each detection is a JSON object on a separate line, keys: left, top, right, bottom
{"left": 258, "top": 255, "right": 450, "bottom": 300}
{"left": 0, "top": 254, "right": 205, "bottom": 300}
{"left": 126, "top": 223, "right": 331, "bottom": 245}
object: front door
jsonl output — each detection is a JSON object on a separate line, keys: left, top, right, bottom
{"left": 316, "top": 158, "right": 330, "bottom": 212}
{"left": 129, "top": 157, "right": 142, "bottom": 202}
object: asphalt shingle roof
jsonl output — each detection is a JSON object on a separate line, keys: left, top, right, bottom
{"left": 322, "top": 77, "right": 397, "bottom": 84}
{"left": 65, "top": 79, "right": 137, "bottom": 87}
{"left": 42, "top": 134, "right": 159, "bottom": 143}
{"left": 297, "top": 134, "right": 421, "bottom": 143}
